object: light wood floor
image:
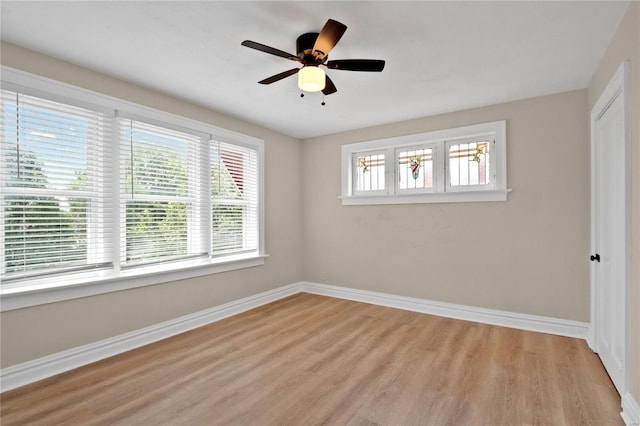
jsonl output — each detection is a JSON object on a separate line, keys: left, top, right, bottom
{"left": 1, "top": 293, "right": 622, "bottom": 425}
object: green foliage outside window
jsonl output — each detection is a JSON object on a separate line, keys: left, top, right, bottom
{"left": 3, "top": 150, "right": 87, "bottom": 275}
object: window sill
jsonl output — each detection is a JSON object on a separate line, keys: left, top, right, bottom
{"left": 0, "top": 253, "right": 268, "bottom": 312}
{"left": 340, "top": 189, "right": 511, "bottom": 205}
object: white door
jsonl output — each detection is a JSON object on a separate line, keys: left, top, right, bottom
{"left": 591, "top": 62, "right": 629, "bottom": 395}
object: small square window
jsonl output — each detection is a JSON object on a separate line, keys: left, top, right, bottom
{"left": 397, "top": 147, "right": 435, "bottom": 192}
{"left": 446, "top": 138, "right": 494, "bottom": 191}
{"left": 354, "top": 152, "right": 386, "bottom": 194}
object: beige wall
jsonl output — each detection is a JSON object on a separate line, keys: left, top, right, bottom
{"left": 0, "top": 42, "right": 304, "bottom": 367}
{"left": 302, "top": 89, "right": 590, "bottom": 321}
{"left": 587, "top": 0, "right": 640, "bottom": 405}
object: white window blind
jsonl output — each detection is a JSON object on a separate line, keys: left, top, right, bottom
{"left": 1, "top": 89, "right": 112, "bottom": 280}
{"left": 119, "top": 118, "right": 207, "bottom": 266}
{"left": 211, "top": 140, "right": 258, "bottom": 256}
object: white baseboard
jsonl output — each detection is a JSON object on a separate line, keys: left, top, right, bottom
{"left": 300, "top": 282, "right": 590, "bottom": 339}
{"left": 586, "top": 326, "right": 596, "bottom": 351}
{"left": 1, "top": 281, "right": 591, "bottom": 393}
{"left": 622, "top": 392, "right": 640, "bottom": 426}
{"left": 0, "top": 283, "right": 300, "bottom": 393}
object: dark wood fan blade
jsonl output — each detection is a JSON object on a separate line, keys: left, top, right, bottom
{"left": 322, "top": 75, "right": 337, "bottom": 95}
{"left": 312, "top": 19, "right": 347, "bottom": 60}
{"left": 326, "top": 59, "right": 386, "bottom": 72}
{"left": 241, "top": 40, "right": 301, "bottom": 62}
{"left": 258, "top": 68, "right": 300, "bottom": 85}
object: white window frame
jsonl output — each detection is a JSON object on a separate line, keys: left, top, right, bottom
{"left": 341, "top": 121, "right": 509, "bottom": 205}
{"left": 0, "top": 66, "right": 266, "bottom": 311}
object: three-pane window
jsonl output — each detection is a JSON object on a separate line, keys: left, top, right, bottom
{"left": 341, "top": 121, "right": 506, "bottom": 204}
{"left": 1, "top": 88, "right": 262, "bottom": 284}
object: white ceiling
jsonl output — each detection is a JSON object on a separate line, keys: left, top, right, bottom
{"left": 0, "top": 1, "right": 629, "bottom": 139}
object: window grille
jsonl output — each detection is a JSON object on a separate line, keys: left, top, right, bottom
{"left": 397, "top": 147, "right": 434, "bottom": 191}
{"left": 354, "top": 153, "right": 385, "bottom": 193}
{"left": 447, "top": 139, "right": 492, "bottom": 189}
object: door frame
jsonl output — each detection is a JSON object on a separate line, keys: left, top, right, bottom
{"left": 588, "top": 60, "right": 631, "bottom": 396}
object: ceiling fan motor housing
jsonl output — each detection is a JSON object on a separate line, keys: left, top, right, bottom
{"left": 297, "top": 32, "right": 322, "bottom": 62}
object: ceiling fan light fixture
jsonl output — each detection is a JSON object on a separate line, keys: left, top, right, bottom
{"left": 298, "top": 66, "right": 325, "bottom": 92}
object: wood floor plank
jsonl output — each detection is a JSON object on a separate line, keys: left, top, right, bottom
{"left": 0, "top": 293, "right": 623, "bottom": 425}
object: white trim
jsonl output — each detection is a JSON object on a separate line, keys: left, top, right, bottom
{"left": 586, "top": 324, "right": 596, "bottom": 351}
{"left": 622, "top": 392, "right": 640, "bottom": 426}
{"left": 340, "top": 189, "right": 511, "bottom": 205}
{"left": 300, "top": 282, "right": 588, "bottom": 339}
{"left": 0, "top": 282, "right": 299, "bottom": 392}
{"left": 0, "top": 281, "right": 591, "bottom": 392}
{"left": 589, "top": 60, "right": 631, "bottom": 396}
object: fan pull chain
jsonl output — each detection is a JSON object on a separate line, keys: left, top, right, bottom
{"left": 298, "top": 92, "right": 325, "bottom": 105}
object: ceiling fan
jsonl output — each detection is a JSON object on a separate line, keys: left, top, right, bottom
{"left": 241, "top": 19, "right": 385, "bottom": 98}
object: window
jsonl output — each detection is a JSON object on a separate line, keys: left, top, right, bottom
{"left": 341, "top": 121, "right": 508, "bottom": 205}
{"left": 119, "top": 118, "right": 206, "bottom": 266}
{"left": 1, "top": 68, "right": 264, "bottom": 303}
{"left": 446, "top": 137, "right": 493, "bottom": 191}
{"left": 1, "top": 91, "right": 112, "bottom": 279}
{"left": 210, "top": 141, "right": 258, "bottom": 256}
{"left": 397, "top": 145, "right": 436, "bottom": 193}
{"left": 354, "top": 152, "right": 386, "bottom": 194}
